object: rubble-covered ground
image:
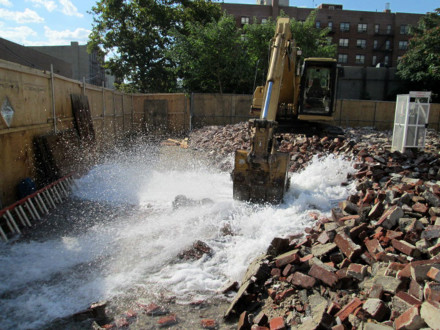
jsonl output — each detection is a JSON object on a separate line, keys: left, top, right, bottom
{"left": 186, "top": 122, "right": 440, "bottom": 330}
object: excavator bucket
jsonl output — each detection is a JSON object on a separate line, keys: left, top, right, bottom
{"left": 232, "top": 149, "right": 290, "bottom": 204}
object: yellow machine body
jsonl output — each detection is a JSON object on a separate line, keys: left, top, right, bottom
{"left": 232, "top": 17, "right": 338, "bottom": 204}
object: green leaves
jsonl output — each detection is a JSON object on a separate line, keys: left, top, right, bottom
{"left": 88, "top": 0, "right": 221, "bottom": 93}
{"left": 397, "top": 8, "right": 440, "bottom": 100}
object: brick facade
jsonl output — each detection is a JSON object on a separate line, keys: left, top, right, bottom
{"left": 221, "top": 2, "right": 423, "bottom": 67}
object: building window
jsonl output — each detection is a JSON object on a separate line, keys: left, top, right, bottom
{"left": 355, "top": 54, "right": 365, "bottom": 64}
{"left": 357, "top": 39, "right": 366, "bottom": 48}
{"left": 400, "top": 24, "right": 409, "bottom": 35}
{"left": 358, "top": 23, "right": 367, "bottom": 33}
{"left": 326, "top": 37, "right": 333, "bottom": 45}
{"left": 329, "top": 5, "right": 335, "bottom": 10}
{"left": 373, "top": 40, "right": 378, "bottom": 49}
{"left": 385, "top": 40, "right": 391, "bottom": 50}
{"left": 328, "top": 21, "right": 333, "bottom": 30}
{"left": 261, "top": 18, "right": 268, "bottom": 24}
{"left": 398, "top": 40, "right": 408, "bottom": 50}
{"left": 316, "top": 21, "right": 321, "bottom": 28}
{"left": 374, "top": 24, "right": 380, "bottom": 33}
{"left": 397, "top": 56, "right": 402, "bottom": 62}
{"left": 338, "top": 54, "right": 348, "bottom": 63}
{"left": 241, "top": 16, "right": 249, "bottom": 25}
{"left": 339, "top": 38, "right": 349, "bottom": 47}
{"left": 386, "top": 24, "right": 392, "bottom": 34}
{"left": 384, "top": 56, "right": 390, "bottom": 66}
{"left": 372, "top": 56, "right": 377, "bottom": 66}
{"left": 340, "top": 22, "right": 350, "bottom": 32}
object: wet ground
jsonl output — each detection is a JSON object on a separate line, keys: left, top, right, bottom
{"left": 0, "top": 140, "right": 354, "bottom": 329}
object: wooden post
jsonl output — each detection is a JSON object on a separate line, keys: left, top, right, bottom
{"left": 50, "top": 64, "right": 57, "bottom": 133}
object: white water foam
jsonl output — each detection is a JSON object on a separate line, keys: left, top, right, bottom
{"left": 0, "top": 148, "right": 355, "bottom": 329}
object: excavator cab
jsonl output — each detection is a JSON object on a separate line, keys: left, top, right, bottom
{"left": 298, "top": 58, "right": 337, "bottom": 118}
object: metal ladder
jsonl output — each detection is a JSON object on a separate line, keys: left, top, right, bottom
{"left": 0, "top": 174, "right": 78, "bottom": 242}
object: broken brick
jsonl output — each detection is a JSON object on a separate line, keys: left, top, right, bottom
{"left": 394, "top": 305, "right": 425, "bottom": 330}
{"left": 424, "top": 282, "right": 440, "bottom": 302}
{"left": 346, "top": 263, "right": 368, "bottom": 281}
{"left": 269, "top": 316, "right": 285, "bottom": 330}
{"left": 274, "top": 250, "right": 300, "bottom": 268}
{"left": 308, "top": 264, "right": 339, "bottom": 287}
{"left": 290, "top": 271, "right": 316, "bottom": 289}
{"left": 391, "top": 239, "right": 418, "bottom": 257}
{"left": 335, "top": 297, "right": 363, "bottom": 323}
{"left": 362, "top": 298, "right": 388, "bottom": 321}
{"left": 334, "top": 232, "right": 363, "bottom": 260}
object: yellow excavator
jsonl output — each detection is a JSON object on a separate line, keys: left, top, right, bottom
{"left": 232, "top": 17, "right": 339, "bottom": 204}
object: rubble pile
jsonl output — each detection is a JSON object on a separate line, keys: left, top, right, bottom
{"left": 189, "top": 123, "right": 251, "bottom": 156}
{"left": 222, "top": 126, "right": 440, "bottom": 330}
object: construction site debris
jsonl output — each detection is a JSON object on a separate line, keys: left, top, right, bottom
{"left": 193, "top": 123, "right": 440, "bottom": 328}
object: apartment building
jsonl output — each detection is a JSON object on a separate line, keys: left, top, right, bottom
{"left": 221, "top": 1, "right": 423, "bottom": 67}
{"left": 30, "top": 42, "right": 107, "bottom": 87}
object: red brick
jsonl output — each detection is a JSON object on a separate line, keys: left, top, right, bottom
{"left": 428, "top": 243, "right": 440, "bottom": 257}
{"left": 335, "top": 297, "right": 363, "bottom": 323}
{"left": 274, "top": 288, "right": 295, "bottom": 304}
{"left": 409, "top": 279, "right": 424, "bottom": 301}
{"left": 364, "top": 238, "right": 384, "bottom": 256}
{"left": 362, "top": 298, "right": 388, "bottom": 321}
{"left": 271, "top": 268, "right": 281, "bottom": 277}
{"left": 282, "top": 264, "right": 294, "bottom": 277}
{"left": 377, "top": 205, "right": 404, "bottom": 229}
{"left": 424, "top": 282, "right": 440, "bottom": 302}
{"left": 395, "top": 291, "right": 422, "bottom": 306}
{"left": 238, "top": 311, "right": 251, "bottom": 330}
{"left": 290, "top": 271, "right": 316, "bottom": 289}
{"left": 274, "top": 250, "right": 300, "bottom": 268}
{"left": 349, "top": 223, "right": 368, "bottom": 239}
{"left": 334, "top": 232, "right": 363, "bottom": 260}
{"left": 427, "top": 267, "right": 440, "bottom": 282}
{"left": 368, "top": 201, "right": 384, "bottom": 219}
{"left": 347, "top": 263, "right": 368, "bottom": 281}
{"left": 317, "top": 231, "right": 331, "bottom": 244}
{"left": 251, "top": 326, "right": 269, "bottom": 330}
{"left": 410, "top": 259, "right": 440, "bottom": 282}
{"left": 394, "top": 305, "right": 424, "bottom": 330}
{"left": 157, "top": 314, "right": 177, "bottom": 327}
{"left": 392, "top": 239, "right": 417, "bottom": 256}
{"left": 299, "top": 254, "right": 313, "bottom": 264}
{"left": 269, "top": 316, "right": 285, "bottom": 330}
{"left": 412, "top": 202, "right": 428, "bottom": 214}
{"left": 308, "top": 264, "right": 339, "bottom": 287}
{"left": 201, "top": 319, "right": 217, "bottom": 329}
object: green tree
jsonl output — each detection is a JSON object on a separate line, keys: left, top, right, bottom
{"left": 170, "top": 14, "right": 252, "bottom": 94}
{"left": 397, "top": 8, "right": 440, "bottom": 100}
{"left": 289, "top": 10, "right": 336, "bottom": 59}
{"left": 88, "top": 0, "right": 221, "bottom": 93}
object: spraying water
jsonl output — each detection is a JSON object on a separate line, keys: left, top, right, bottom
{"left": 0, "top": 144, "right": 355, "bottom": 329}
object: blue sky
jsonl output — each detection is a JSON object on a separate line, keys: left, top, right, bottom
{"left": 0, "top": 0, "right": 438, "bottom": 46}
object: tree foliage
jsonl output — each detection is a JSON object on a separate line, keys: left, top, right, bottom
{"left": 89, "top": 2, "right": 335, "bottom": 94}
{"left": 88, "top": 0, "right": 221, "bottom": 93}
{"left": 170, "top": 10, "right": 336, "bottom": 94}
{"left": 290, "top": 10, "right": 336, "bottom": 59}
{"left": 397, "top": 8, "right": 440, "bottom": 99}
{"left": 170, "top": 14, "right": 251, "bottom": 94}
